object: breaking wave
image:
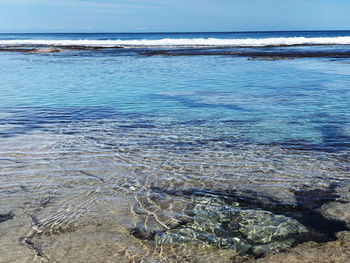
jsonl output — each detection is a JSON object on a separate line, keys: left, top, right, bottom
{"left": 2, "top": 36, "right": 350, "bottom": 48}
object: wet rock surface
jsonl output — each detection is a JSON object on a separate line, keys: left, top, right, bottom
{"left": 153, "top": 197, "right": 308, "bottom": 257}
{"left": 254, "top": 231, "right": 350, "bottom": 263}
{"left": 0, "top": 212, "right": 14, "bottom": 223}
{"left": 319, "top": 202, "right": 350, "bottom": 228}
{"left": 127, "top": 184, "right": 350, "bottom": 260}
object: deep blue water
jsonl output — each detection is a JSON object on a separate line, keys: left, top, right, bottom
{"left": 2, "top": 30, "right": 350, "bottom": 40}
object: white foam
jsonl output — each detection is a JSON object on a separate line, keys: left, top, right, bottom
{"left": 2, "top": 37, "right": 350, "bottom": 47}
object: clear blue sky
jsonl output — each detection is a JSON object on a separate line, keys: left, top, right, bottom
{"left": 0, "top": 0, "right": 349, "bottom": 33}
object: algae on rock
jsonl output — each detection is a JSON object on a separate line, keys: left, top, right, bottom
{"left": 155, "top": 197, "right": 308, "bottom": 256}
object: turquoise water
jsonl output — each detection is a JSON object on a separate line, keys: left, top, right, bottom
{"left": 1, "top": 50, "right": 350, "bottom": 148}
{"left": 1, "top": 32, "right": 350, "bottom": 262}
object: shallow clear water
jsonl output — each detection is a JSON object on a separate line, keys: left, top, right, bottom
{"left": 0, "top": 32, "right": 350, "bottom": 262}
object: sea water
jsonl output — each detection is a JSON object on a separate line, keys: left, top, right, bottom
{"left": 0, "top": 31, "right": 349, "bottom": 262}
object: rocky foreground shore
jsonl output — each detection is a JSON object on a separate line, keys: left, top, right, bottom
{"left": 253, "top": 231, "right": 350, "bottom": 263}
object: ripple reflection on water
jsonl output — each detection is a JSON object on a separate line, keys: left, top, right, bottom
{"left": 0, "top": 111, "right": 349, "bottom": 262}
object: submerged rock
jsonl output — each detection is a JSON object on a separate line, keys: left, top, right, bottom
{"left": 27, "top": 48, "right": 62, "bottom": 54}
{"left": 0, "top": 212, "right": 14, "bottom": 223}
{"left": 255, "top": 231, "right": 350, "bottom": 263}
{"left": 319, "top": 202, "right": 350, "bottom": 228}
{"left": 155, "top": 197, "right": 308, "bottom": 256}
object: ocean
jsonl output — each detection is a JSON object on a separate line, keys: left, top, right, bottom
{"left": 0, "top": 31, "right": 350, "bottom": 262}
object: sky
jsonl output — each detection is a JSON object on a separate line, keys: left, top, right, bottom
{"left": 0, "top": 0, "right": 349, "bottom": 33}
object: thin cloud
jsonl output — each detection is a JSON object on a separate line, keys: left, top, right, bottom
{"left": 0, "top": 0, "right": 162, "bottom": 9}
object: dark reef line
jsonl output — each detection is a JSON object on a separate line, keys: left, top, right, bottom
{"left": 1, "top": 45, "right": 350, "bottom": 60}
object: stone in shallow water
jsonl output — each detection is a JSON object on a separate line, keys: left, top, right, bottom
{"left": 0, "top": 212, "right": 14, "bottom": 223}
{"left": 155, "top": 197, "right": 308, "bottom": 256}
{"left": 319, "top": 202, "right": 350, "bottom": 228}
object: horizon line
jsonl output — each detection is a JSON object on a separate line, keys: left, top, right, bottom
{"left": 1, "top": 29, "right": 350, "bottom": 34}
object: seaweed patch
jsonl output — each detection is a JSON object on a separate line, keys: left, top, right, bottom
{"left": 131, "top": 185, "right": 349, "bottom": 258}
